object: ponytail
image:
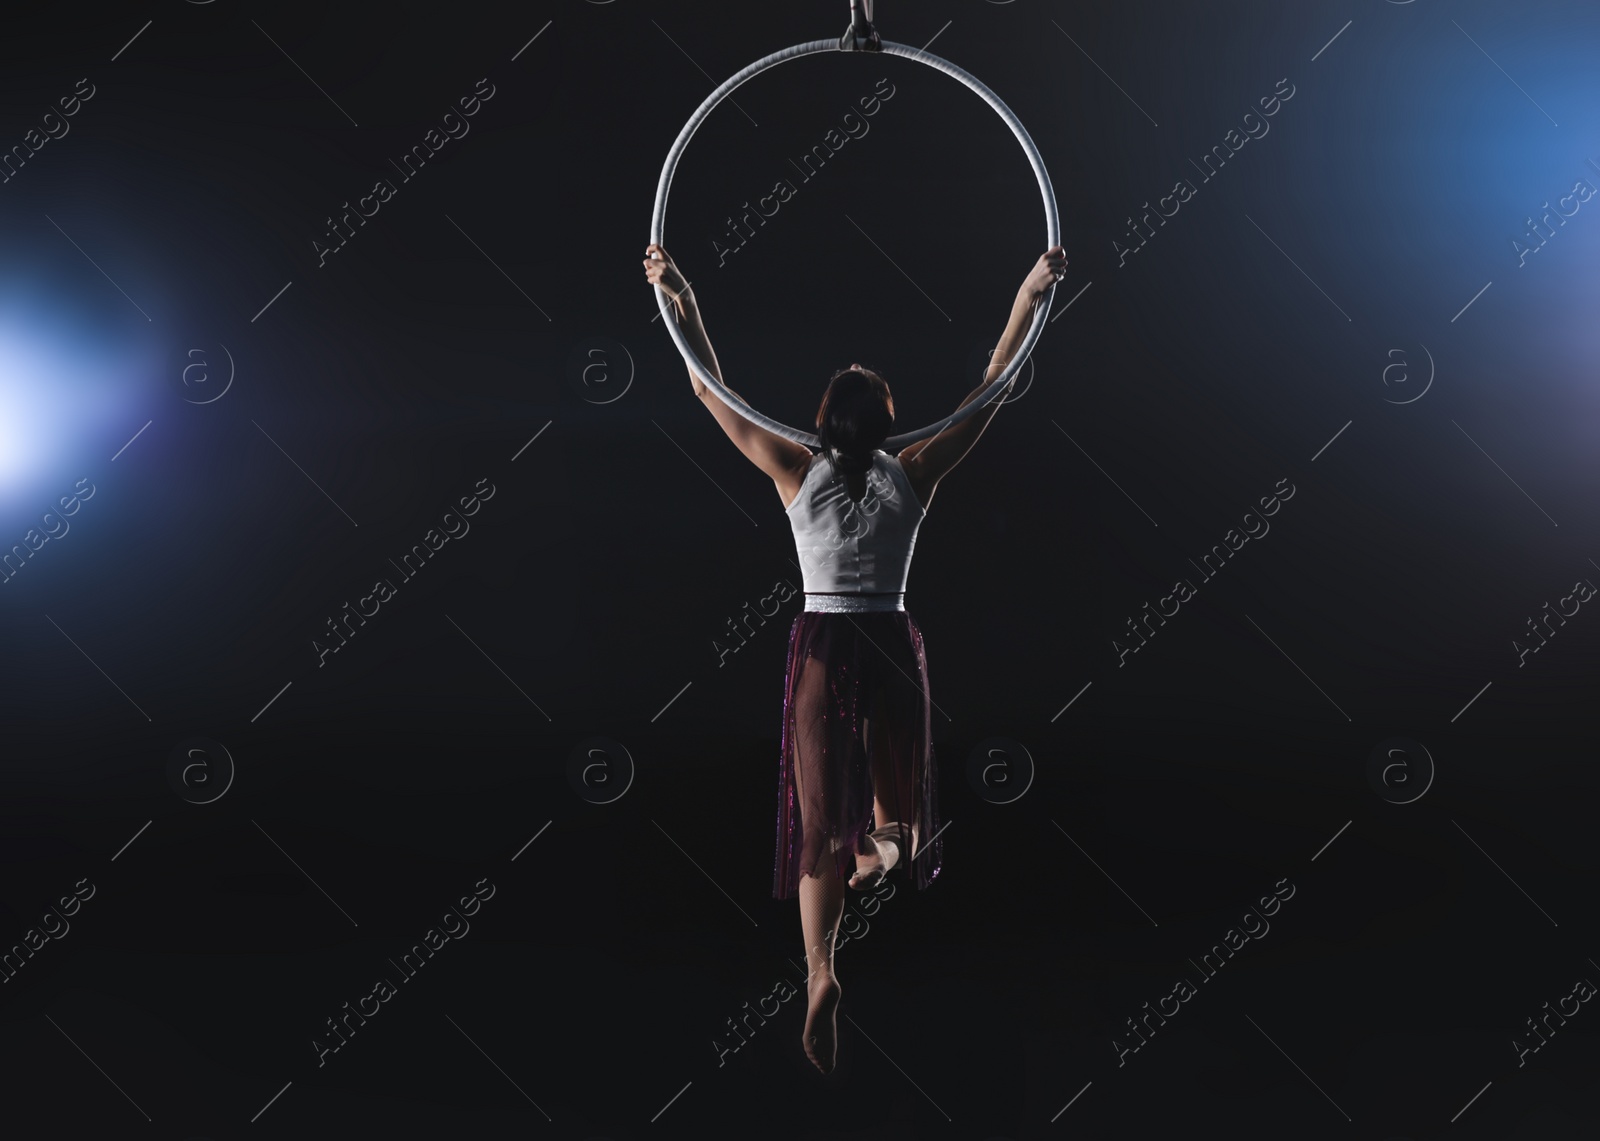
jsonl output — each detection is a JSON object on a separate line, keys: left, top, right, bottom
{"left": 827, "top": 445, "right": 876, "bottom": 477}
{"left": 815, "top": 366, "right": 894, "bottom": 474}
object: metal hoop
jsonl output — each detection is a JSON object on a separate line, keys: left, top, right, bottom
{"left": 650, "top": 39, "right": 1059, "bottom": 450}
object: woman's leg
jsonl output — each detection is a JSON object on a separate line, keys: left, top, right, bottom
{"left": 792, "top": 651, "right": 846, "bottom": 1073}
{"left": 850, "top": 680, "right": 917, "bottom": 884}
{"left": 871, "top": 678, "right": 915, "bottom": 835}
{"left": 798, "top": 860, "right": 844, "bottom": 1073}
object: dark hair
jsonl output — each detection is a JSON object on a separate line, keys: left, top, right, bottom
{"left": 815, "top": 365, "right": 894, "bottom": 477}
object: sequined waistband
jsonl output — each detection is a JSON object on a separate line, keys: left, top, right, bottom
{"left": 804, "top": 592, "right": 905, "bottom": 613}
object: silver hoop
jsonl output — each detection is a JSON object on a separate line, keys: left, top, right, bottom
{"left": 650, "top": 39, "right": 1059, "bottom": 450}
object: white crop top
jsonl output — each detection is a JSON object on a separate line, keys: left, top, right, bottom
{"left": 786, "top": 450, "right": 926, "bottom": 594}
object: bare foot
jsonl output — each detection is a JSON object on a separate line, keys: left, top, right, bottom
{"left": 802, "top": 972, "right": 841, "bottom": 1074}
{"left": 848, "top": 835, "right": 899, "bottom": 891}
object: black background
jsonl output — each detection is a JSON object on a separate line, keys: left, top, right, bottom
{"left": 0, "top": 2, "right": 1596, "bottom": 1138}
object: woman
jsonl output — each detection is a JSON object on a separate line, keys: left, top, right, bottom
{"left": 643, "top": 240, "right": 1066, "bottom": 1074}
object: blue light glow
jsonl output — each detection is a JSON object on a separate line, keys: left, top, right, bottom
{"left": 0, "top": 276, "right": 162, "bottom": 512}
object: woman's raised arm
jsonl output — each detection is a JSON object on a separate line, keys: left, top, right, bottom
{"left": 899, "top": 246, "right": 1065, "bottom": 498}
{"left": 644, "top": 244, "right": 812, "bottom": 492}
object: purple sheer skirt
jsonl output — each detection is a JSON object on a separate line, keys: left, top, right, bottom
{"left": 772, "top": 606, "right": 944, "bottom": 899}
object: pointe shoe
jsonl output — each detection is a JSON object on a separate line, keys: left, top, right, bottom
{"left": 847, "top": 822, "right": 905, "bottom": 890}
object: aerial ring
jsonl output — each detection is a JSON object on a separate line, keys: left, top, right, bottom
{"left": 650, "top": 39, "right": 1059, "bottom": 450}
